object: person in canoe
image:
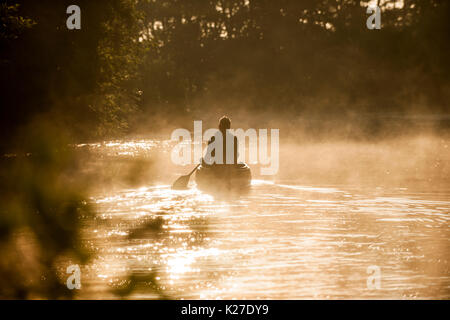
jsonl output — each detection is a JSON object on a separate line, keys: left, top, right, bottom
{"left": 202, "top": 116, "right": 239, "bottom": 166}
{"left": 172, "top": 116, "right": 250, "bottom": 190}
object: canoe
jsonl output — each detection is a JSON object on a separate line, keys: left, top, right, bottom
{"left": 195, "top": 163, "right": 251, "bottom": 191}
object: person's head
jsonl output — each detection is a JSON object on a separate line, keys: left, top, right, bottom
{"left": 218, "top": 116, "right": 231, "bottom": 132}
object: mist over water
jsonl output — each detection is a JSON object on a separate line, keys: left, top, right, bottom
{"left": 1, "top": 0, "right": 449, "bottom": 300}
{"left": 74, "top": 133, "right": 449, "bottom": 299}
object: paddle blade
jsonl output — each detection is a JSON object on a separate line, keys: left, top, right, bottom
{"left": 171, "top": 174, "right": 191, "bottom": 190}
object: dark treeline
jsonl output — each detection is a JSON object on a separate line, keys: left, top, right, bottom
{"left": 1, "top": 0, "right": 449, "bottom": 147}
{"left": 0, "top": 0, "right": 449, "bottom": 299}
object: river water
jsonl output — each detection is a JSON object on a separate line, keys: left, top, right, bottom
{"left": 77, "top": 139, "right": 450, "bottom": 299}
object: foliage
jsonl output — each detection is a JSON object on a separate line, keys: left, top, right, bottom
{"left": 135, "top": 0, "right": 449, "bottom": 131}
{"left": 0, "top": 0, "right": 144, "bottom": 144}
{"left": 0, "top": 0, "right": 448, "bottom": 299}
{"left": 0, "top": 2, "right": 35, "bottom": 40}
{"left": 2, "top": 0, "right": 449, "bottom": 142}
{"left": 0, "top": 121, "right": 91, "bottom": 298}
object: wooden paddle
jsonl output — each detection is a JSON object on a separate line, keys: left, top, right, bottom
{"left": 171, "top": 164, "right": 200, "bottom": 190}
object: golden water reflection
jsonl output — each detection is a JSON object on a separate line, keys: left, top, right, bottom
{"left": 76, "top": 140, "right": 449, "bottom": 299}
{"left": 79, "top": 180, "right": 449, "bottom": 299}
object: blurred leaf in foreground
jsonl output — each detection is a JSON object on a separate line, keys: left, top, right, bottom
{"left": 0, "top": 120, "right": 92, "bottom": 299}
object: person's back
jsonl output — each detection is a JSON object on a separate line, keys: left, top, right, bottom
{"left": 203, "top": 116, "right": 238, "bottom": 166}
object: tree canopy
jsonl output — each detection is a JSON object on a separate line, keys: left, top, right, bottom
{"left": 1, "top": 0, "right": 448, "bottom": 144}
